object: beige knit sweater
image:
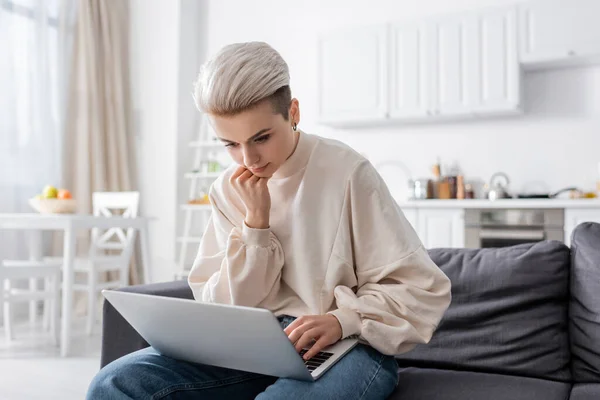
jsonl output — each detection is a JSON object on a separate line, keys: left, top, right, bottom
{"left": 188, "top": 131, "right": 451, "bottom": 355}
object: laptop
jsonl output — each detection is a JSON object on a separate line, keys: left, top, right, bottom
{"left": 102, "top": 290, "right": 358, "bottom": 381}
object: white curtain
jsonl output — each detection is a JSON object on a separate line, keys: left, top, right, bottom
{"left": 0, "top": 0, "right": 76, "bottom": 261}
{"left": 64, "top": 0, "right": 139, "bottom": 285}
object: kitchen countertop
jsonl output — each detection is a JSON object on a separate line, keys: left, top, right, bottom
{"left": 396, "top": 198, "right": 600, "bottom": 209}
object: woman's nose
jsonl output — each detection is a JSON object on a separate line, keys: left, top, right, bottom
{"left": 242, "top": 146, "right": 260, "bottom": 167}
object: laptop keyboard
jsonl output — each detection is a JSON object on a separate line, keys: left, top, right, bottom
{"left": 299, "top": 349, "right": 334, "bottom": 372}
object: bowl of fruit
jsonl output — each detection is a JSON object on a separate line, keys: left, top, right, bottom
{"left": 29, "top": 185, "right": 77, "bottom": 214}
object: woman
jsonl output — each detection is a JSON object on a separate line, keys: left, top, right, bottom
{"left": 87, "top": 41, "right": 451, "bottom": 399}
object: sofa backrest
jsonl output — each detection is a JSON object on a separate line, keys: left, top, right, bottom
{"left": 396, "top": 240, "right": 572, "bottom": 382}
{"left": 569, "top": 222, "right": 600, "bottom": 383}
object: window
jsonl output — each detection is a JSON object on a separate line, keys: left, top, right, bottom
{"left": 0, "top": 0, "right": 68, "bottom": 187}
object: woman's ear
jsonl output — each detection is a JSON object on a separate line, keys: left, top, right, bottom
{"left": 289, "top": 98, "right": 300, "bottom": 125}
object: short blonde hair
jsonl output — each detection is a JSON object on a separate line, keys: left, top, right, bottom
{"left": 193, "top": 41, "right": 292, "bottom": 119}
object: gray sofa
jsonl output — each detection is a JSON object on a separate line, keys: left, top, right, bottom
{"left": 99, "top": 222, "right": 600, "bottom": 399}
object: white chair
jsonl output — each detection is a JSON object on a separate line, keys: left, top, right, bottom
{"left": 1, "top": 260, "right": 60, "bottom": 344}
{"left": 78, "top": 191, "right": 140, "bottom": 335}
{"left": 45, "top": 191, "right": 140, "bottom": 335}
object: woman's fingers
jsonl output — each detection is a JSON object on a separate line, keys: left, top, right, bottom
{"left": 284, "top": 315, "right": 342, "bottom": 360}
{"left": 230, "top": 166, "right": 247, "bottom": 182}
{"left": 283, "top": 316, "right": 305, "bottom": 337}
{"left": 249, "top": 174, "right": 261, "bottom": 184}
{"left": 235, "top": 170, "right": 253, "bottom": 185}
{"left": 286, "top": 322, "right": 310, "bottom": 345}
{"left": 230, "top": 166, "right": 262, "bottom": 188}
{"left": 294, "top": 328, "right": 321, "bottom": 353}
{"left": 303, "top": 336, "right": 332, "bottom": 361}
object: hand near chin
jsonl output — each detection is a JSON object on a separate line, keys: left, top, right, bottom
{"left": 230, "top": 166, "right": 271, "bottom": 229}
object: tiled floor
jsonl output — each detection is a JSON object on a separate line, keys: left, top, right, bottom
{"left": 0, "top": 317, "right": 101, "bottom": 400}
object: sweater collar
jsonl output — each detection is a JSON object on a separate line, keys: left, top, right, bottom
{"left": 271, "top": 130, "right": 314, "bottom": 180}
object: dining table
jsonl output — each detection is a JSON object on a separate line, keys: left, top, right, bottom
{"left": 0, "top": 213, "right": 152, "bottom": 357}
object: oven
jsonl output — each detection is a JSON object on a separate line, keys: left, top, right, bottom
{"left": 464, "top": 208, "right": 564, "bottom": 248}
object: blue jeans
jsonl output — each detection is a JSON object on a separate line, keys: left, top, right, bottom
{"left": 87, "top": 316, "right": 398, "bottom": 399}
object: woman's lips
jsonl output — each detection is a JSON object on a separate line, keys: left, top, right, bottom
{"left": 249, "top": 163, "right": 269, "bottom": 173}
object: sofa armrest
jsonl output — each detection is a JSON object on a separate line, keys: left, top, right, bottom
{"left": 100, "top": 279, "right": 194, "bottom": 368}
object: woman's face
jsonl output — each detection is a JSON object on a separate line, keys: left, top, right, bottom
{"left": 209, "top": 98, "right": 300, "bottom": 178}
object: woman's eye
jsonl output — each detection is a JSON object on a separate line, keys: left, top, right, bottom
{"left": 255, "top": 134, "right": 270, "bottom": 143}
{"left": 224, "top": 142, "right": 237, "bottom": 148}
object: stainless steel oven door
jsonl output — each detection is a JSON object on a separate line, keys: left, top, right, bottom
{"left": 464, "top": 209, "right": 564, "bottom": 248}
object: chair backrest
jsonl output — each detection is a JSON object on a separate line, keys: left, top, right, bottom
{"left": 90, "top": 191, "right": 140, "bottom": 263}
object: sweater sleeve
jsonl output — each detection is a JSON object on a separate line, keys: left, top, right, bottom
{"left": 328, "top": 160, "right": 452, "bottom": 356}
{"left": 187, "top": 190, "right": 285, "bottom": 307}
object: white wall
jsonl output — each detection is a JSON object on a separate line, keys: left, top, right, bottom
{"left": 130, "top": 0, "right": 210, "bottom": 281}
{"left": 130, "top": 0, "right": 600, "bottom": 278}
{"left": 129, "top": 0, "right": 180, "bottom": 282}
{"left": 130, "top": 0, "right": 210, "bottom": 282}
{"left": 175, "top": 1, "right": 210, "bottom": 273}
{"left": 204, "top": 0, "right": 600, "bottom": 201}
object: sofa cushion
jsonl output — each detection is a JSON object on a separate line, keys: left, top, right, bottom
{"left": 388, "top": 367, "right": 571, "bottom": 400}
{"left": 396, "top": 241, "right": 572, "bottom": 382}
{"left": 570, "top": 222, "right": 600, "bottom": 383}
{"left": 569, "top": 383, "right": 600, "bottom": 400}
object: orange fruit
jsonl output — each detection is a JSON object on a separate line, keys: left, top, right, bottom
{"left": 58, "top": 189, "right": 72, "bottom": 199}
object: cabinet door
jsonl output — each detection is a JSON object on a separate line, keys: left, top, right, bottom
{"left": 471, "top": 6, "right": 521, "bottom": 113}
{"left": 430, "top": 7, "right": 520, "bottom": 117}
{"left": 429, "top": 16, "right": 473, "bottom": 116}
{"left": 519, "top": 0, "right": 600, "bottom": 66}
{"left": 318, "top": 25, "right": 388, "bottom": 125}
{"left": 417, "top": 209, "right": 465, "bottom": 249}
{"left": 389, "top": 22, "right": 432, "bottom": 119}
{"left": 564, "top": 209, "right": 600, "bottom": 246}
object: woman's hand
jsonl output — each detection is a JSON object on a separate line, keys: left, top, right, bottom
{"left": 230, "top": 166, "right": 271, "bottom": 229}
{"left": 284, "top": 315, "right": 343, "bottom": 360}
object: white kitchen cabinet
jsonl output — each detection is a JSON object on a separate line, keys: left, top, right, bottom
{"left": 317, "top": 25, "right": 388, "bottom": 125}
{"left": 469, "top": 6, "right": 521, "bottom": 114}
{"left": 564, "top": 209, "right": 600, "bottom": 246}
{"left": 519, "top": 0, "right": 600, "bottom": 69}
{"left": 388, "top": 22, "right": 431, "bottom": 119}
{"left": 386, "top": 6, "right": 520, "bottom": 123}
{"left": 417, "top": 209, "right": 465, "bottom": 249}
{"left": 429, "top": 15, "right": 474, "bottom": 116}
{"left": 430, "top": 6, "right": 520, "bottom": 116}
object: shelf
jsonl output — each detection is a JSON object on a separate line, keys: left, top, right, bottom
{"left": 184, "top": 172, "right": 222, "bottom": 179}
{"left": 189, "top": 141, "right": 224, "bottom": 148}
{"left": 180, "top": 204, "right": 212, "bottom": 211}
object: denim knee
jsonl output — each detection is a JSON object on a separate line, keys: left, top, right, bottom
{"left": 86, "top": 363, "right": 119, "bottom": 399}
{"left": 86, "top": 352, "right": 148, "bottom": 399}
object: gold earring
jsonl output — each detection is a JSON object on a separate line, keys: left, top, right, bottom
{"left": 292, "top": 122, "right": 297, "bottom": 131}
